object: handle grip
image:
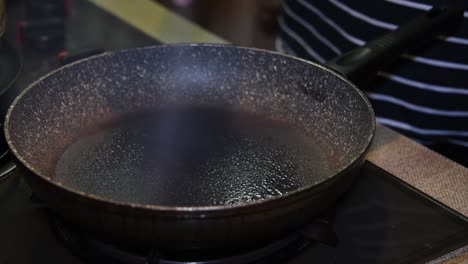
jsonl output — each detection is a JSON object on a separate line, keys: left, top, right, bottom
{"left": 324, "top": 1, "right": 464, "bottom": 88}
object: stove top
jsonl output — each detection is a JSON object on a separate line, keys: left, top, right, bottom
{"left": 1, "top": 160, "right": 466, "bottom": 264}
{"left": 0, "top": 0, "right": 467, "bottom": 263}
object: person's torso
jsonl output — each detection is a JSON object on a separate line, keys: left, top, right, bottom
{"left": 278, "top": 0, "right": 468, "bottom": 150}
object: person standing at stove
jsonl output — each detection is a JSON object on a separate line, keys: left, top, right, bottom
{"left": 277, "top": 0, "right": 468, "bottom": 166}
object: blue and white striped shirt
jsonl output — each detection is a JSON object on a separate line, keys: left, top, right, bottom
{"left": 278, "top": 0, "right": 468, "bottom": 153}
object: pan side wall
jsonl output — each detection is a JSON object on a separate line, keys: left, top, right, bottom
{"left": 19, "top": 156, "right": 363, "bottom": 250}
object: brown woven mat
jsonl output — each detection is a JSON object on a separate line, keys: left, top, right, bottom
{"left": 368, "top": 125, "right": 468, "bottom": 217}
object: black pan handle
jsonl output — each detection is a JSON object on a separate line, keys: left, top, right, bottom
{"left": 324, "top": 1, "right": 464, "bottom": 88}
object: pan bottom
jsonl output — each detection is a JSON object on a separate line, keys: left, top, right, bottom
{"left": 54, "top": 107, "right": 332, "bottom": 207}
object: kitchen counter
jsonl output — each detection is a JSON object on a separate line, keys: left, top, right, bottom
{"left": 88, "top": 0, "right": 467, "bottom": 262}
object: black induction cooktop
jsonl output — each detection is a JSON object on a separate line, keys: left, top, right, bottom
{"left": 0, "top": 159, "right": 466, "bottom": 264}
{"left": 0, "top": 0, "right": 467, "bottom": 263}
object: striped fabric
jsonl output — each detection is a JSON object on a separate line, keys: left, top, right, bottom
{"left": 277, "top": 0, "right": 468, "bottom": 151}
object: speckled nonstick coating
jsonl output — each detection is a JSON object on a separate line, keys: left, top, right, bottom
{"left": 4, "top": 44, "right": 375, "bottom": 250}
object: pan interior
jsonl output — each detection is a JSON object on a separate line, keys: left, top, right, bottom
{"left": 6, "top": 45, "right": 374, "bottom": 207}
{"left": 54, "top": 107, "right": 330, "bottom": 206}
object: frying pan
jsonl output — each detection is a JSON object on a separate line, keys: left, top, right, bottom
{"left": 3, "top": 4, "right": 463, "bottom": 251}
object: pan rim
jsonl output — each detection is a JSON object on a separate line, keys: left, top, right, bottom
{"left": 4, "top": 43, "right": 376, "bottom": 214}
